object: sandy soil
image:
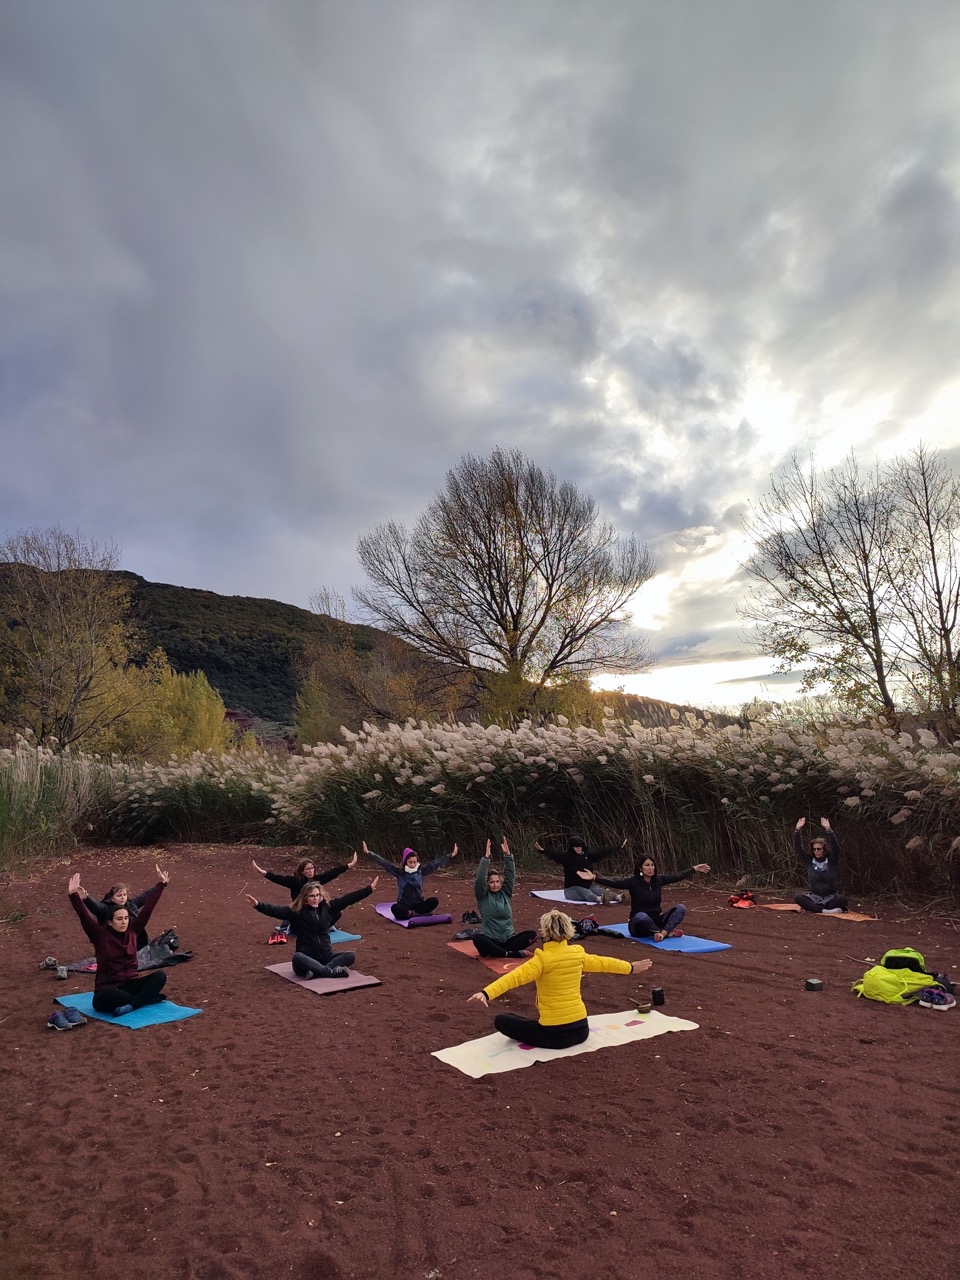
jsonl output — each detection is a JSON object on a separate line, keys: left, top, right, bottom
{"left": 1, "top": 844, "right": 957, "bottom": 1280}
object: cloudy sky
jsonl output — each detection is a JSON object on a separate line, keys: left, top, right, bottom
{"left": 4, "top": 1, "right": 960, "bottom": 708}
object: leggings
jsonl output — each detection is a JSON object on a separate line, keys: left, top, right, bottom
{"left": 92, "top": 971, "right": 167, "bottom": 1014}
{"left": 563, "top": 886, "right": 603, "bottom": 905}
{"left": 292, "top": 950, "right": 356, "bottom": 978}
{"left": 493, "top": 1013, "right": 589, "bottom": 1049}
{"left": 795, "top": 893, "right": 848, "bottom": 913}
{"left": 473, "top": 930, "right": 537, "bottom": 958}
{"left": 628, "top": 904, "right": 686, "bottom": 938}
{"left": 391, "top": 898, "right": 438, "bottom": 920}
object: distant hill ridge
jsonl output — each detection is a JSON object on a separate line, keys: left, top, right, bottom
{"left": 3, "top": 565, "right": 726, "bottom": 729}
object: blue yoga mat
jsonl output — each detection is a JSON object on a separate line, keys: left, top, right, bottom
{"left": 330, "top": 928, "right": 361, "bottom": 943}
{"left": 595, "top": 923, "right": 731, "bottom": 953}
{"left": 57, "top": 991, "right": 203, "bottom": 1027}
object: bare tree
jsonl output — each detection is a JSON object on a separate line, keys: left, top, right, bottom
{"left": 354, "top": 448, "right": 655, "bottom": 710}
{"left": 0, "top": 527, "right": 140, "bottom": 746}
{"left": 741, "top": 455, "right": 901, "bottom": 716}
{"left": 888, "top": 446, "right": 960, "bottom": 717}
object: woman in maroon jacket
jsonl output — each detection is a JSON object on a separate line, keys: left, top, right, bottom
{"left": 68, "top": 866, "right": 171, "bottom": 1015}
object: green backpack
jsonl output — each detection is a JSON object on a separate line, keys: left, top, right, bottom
{"left": 852, "top": 947, "right": 932, "bottom": 1004}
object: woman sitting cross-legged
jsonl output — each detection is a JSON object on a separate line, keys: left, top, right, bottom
{"left": 244, "top": 876, "right": 378, "bottom": 979}
{"left": 793, "top": 816, "right": 848, "bottom": 913}
{"left": 471, "top": 838, "right": 537, "bottom": 960}
{"left": 467, "top": 908, "right": 652, "bottom": 1049}
{"left": 67, "top": 867, "right": 171, "bottom": 1015}
{"left": 363, "top": 840, "right": 458, "bottom": 919}
{"left": 578, "top": 855, "right": 711, "bottom": 941}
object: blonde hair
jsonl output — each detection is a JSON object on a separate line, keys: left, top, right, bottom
{"left": 539, "top": 908, "right": 575, "bottom": 943}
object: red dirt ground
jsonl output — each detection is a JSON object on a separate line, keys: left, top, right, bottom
{"left": 1, "top": 844, "right": 957, "bottom": 1280}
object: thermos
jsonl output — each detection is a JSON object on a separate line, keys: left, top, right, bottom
{"left": 652, "top": 987, "right": 666, "bottom": 1007}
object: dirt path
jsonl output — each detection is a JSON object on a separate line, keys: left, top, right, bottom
{"left": 1, "top": 845, "right": 956, "bottom": 1280}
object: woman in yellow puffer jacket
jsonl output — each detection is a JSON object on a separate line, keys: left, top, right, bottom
{"left": 467, "top": 908, "right": 652, "bottom": 1048}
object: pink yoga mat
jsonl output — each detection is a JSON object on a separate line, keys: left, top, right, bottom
{"left": 266, "top": 962, "right": 381, "bottom": 993}
{"left": 375, "top": 902, "right": 453, "bottom": 928}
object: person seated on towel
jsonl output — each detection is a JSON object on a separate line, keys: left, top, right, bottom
{"left": 250, "top": 850, "right": 357, "bottom": 943}
{"left": 535, "top": 833, "right": 626, "bottom": 904}
{"left": 471, "top": 838, "right": 537, "bottom": 960}
{"left": 68, "top": 866, "right": 171, "bottom": 1016}
{"left": 793, "top": 816, "right": 848, "bottom": 913}
{"left": 244, "top": 876, "right": 378, "bottom": 980}
{"left": 363, "top": 840, "right": 458, "bottom": 919}
{"left": 467, "top": 908, "right": 652, "bottom": 1049}
{"left": 577, "top": 855, "right": 711, "bottom": 941}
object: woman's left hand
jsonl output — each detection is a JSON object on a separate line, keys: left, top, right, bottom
{"left": 156, "top": 864, "right": 170, "bottom": 884}
{"left": 243, "top": 893, "right": 259, "bottom": 906}
{"left": 450, "top": 844, "right": 459, "bottom": 859}
{"left": 347, "top": 851, "right": 358, "bottom": 869}
{"left": 467, "top": 992, "right": 489, "bottom": 1004}
{"left": 693, "top": 863, "right": 710, "bottom": 874}
{"left": 631, "top": 959, "right": 653, "bottom": 975}
{"left": 68, "top": 872, "right": 81, "bottom": 895}
{"left": 369, "top": 876, "right": 379, "bottom": 891}
{"left": 820, "top": 816, "right": 831, "bottom": 830}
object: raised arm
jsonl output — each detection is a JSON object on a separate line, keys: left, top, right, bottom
{"left": 329, "top": 882, "right": 376, "bottom": 913}
{"left": 68, "top": 873, "right": 101, "bottom": 944}
{"left": 793, "top": 817, "right": 807, "bottom": 858}
{"left": 245, "top": 896, "right": 294, "bottom": 922}
{"left": 475, "top": 840, "right": 492, "bottom": 901}
{"left": 82, "top": 893, "right": 109, "bottom": 923}
{"left": 501, "top": 838, "right": 516, "bottom": 895}
{"left": 422, "top": 845, "right": 457, "bottom": 876}
{"left": 130, "top": 881, "right": 166, "bottom": 934}
{"left": 317, "top": 863, "right": 349, "bottom": 885}
{"left": 365, "top": 848, "right": 401, "bottom": 879}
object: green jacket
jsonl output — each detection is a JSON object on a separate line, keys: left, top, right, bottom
{"left": 475, "top": 855, "right": 517, "bottom": 943}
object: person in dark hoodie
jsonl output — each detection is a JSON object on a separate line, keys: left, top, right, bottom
{"left": 244, "top": 875, "right": 378, "bottom": 979}
{"left": 68, "top": 867, "right": 170, "bottom": 1015}
{"left": 536, "top": 833, "right": 626, "bottom": 904}
{"left": 793, "top": 816, "right": 847, "bottom": 912}
{"left": 363, "top": 840, "right": 458, "bottom": 919}
{"left": 250, "top": 851, "right": 357, "bottom": 943}
{"left": 578, "top": 855, "right": 711, "bottom": 940}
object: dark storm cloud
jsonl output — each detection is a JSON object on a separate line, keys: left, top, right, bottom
{"left": 2, "top": 0, "right": 960, "bottom": 687}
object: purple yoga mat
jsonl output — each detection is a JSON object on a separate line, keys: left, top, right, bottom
{"left": 374, "top": 902, "right": 453, "bottom": 928}
{"left": 266, "top": 962, "right": 381, "bottom": 993}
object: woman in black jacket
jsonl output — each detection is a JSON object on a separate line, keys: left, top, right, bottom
{"left": 244, "top": 875, "right": 378, "bottom": 979}
{"left": 793, "top": 816, "right": 847, "bottom": 912}
{"left": 579, "top": 856, "right": 710, "bottom": 940}
{"left": 250, "top": 851, "right": 357, "bottom": 944}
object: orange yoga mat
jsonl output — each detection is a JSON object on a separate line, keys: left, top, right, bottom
{"left": 762, "top": 903, "right": 877, "bottom": 922}
{"left": 447, "top": 939, "right": 528, "bottom": 975}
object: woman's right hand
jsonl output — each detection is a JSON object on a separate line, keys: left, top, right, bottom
{"left": 68, "top": 872, "right": 81, "bottom": 895}
{"left": 243, "top": 893, "right": 259, "bottom": 907}
{"left": 631, "top": 959, "right": 653, "bottom": 975}
{"left": 362, "top": 840, "right": 370, "bottom": 855}
{"left": 251, "top": 859, "right": 266, "bottom": 875}
{"left": 467, "top": 992, "right": 489, "bottom": 1004}
{"left": 795, "top": 817, "right": 806, "bottom": 830}
{"left": 576, "top": 869, "right": 596, "bottom": 881}
{"left": 369, "top": 876, "right": 379, "bottom": 891}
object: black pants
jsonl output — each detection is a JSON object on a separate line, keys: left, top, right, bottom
{"left": 92, "top": 971, "right": 167, "bottom": 1014}
{"left": 493, "top": 1014, "right": 589, "bottom": 1049}
{"left": 473, "top": 930, "right": 537, "bottom": 958}
{"left": 292, "top": 950, "right": 356, "bottom": 978}
{"left": 795, "top": 892, "right": 848, "bottom": 912}
{"left": 391, "top": 897, "right": 438, "bottom": 920}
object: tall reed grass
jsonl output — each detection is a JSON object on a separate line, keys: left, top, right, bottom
{"left": 3, "top": 714, "right": 959, "bottom": 896}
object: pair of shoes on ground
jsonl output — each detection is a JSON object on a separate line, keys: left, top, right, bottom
{"left": 601, "top": 891, "right": 623, "bottom": 906}
{"left": 47, "top": 1007, "right": 87, "bottom": 1031}
{"left": 918, "top": 987, "right": 957, "bottom": 1011}
{"left": 653, "top": 928, "right": 683, "bottom": 942}
{"left": 461, "top": 910, "right": 481, "bottom": 924}
{"left": 268, "top": 931, "right": 288, "bottom": 945}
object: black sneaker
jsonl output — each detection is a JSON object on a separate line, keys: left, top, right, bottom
{"left": 461, "top": 910, "right": 481, "bottom": 925}
{"left": 328, "top": 967, "right": 350, "bottom": 979}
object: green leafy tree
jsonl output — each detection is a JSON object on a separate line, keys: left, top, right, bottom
{"left": 0, "top": 528, "right": 142, "bottom": 746}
